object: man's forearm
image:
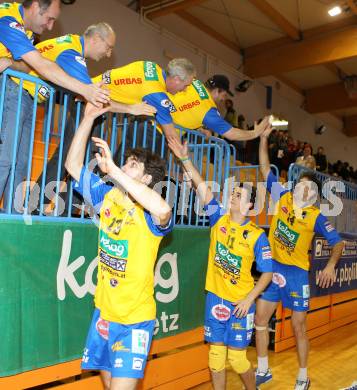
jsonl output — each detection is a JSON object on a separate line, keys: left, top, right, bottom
{"left": 65, "top": 116, "right": 94, "bottom": 181}
{"left": 224, "top": 127, "right": 258, "bottom": 141}
{"left": 181, "top": 159, "right": 212, "bottom": 205}
{"left": 259, "top": 136, "right": 271, "bottom": 179}
{"left": 39, "top": 60, "right": 88, "bottom": 96}
{"left": 110, "top": 100, "right": 135, "bottom": 114}
{"left": 327, "top": 241, "right": 344, "bottom": 268}
{"left": 10, "top": 60, "right": 31, "bottom": 73}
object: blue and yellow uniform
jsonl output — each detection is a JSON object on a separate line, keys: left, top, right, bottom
{"left": 74, "top": 167, "right": 173, "bottom": 378}
{"left": 0, "top": 2, "right": 35, "bottom": 60}
{"left": 204, "top": 197, "right": 273, "bottom": 348}
{"left": 168, "top": 79, "right": 232, "bottom": 134}
{"left": 92, "top": 61, "right": 175, "bottom": 126}
{"left": 12, "top": 34, "right": 91, "bottom": 101}
{"left": 261, "top": 171, "right": 342, "bottom": 311}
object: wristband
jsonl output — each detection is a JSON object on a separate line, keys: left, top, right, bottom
{"left": 180, "top": 157, "right": 190, "bottom": 163}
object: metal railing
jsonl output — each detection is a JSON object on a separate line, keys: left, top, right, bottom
{"left": 1, "top": 70, "right": 356, "bottom": 232}
{"left": 0, "top": 69, "right": 234, "bottom": 227}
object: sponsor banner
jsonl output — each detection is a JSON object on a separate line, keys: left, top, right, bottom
{"left": 0, "top": 220, "right": 209, "bottom": 376}
{"left": 310, "top": 234, "right": 357, "bottom": 297}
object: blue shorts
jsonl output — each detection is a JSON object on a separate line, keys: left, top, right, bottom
{"left": 204, "top": 291, "right": 255, "bottom": 349}
{"left": 81, "top": 309, "right": 155, "bottom": 378}
{"left": 261, "top": 260, "right": 310, "bottom": 312}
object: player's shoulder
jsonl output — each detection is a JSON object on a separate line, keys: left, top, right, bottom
{"left": 248, "top": 221, "right": 266, "bottom": 235}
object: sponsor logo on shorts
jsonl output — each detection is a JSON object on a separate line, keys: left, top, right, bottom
{"left": 293, "top": 301, "right": 299, "bottom": 307}
{"left": 111, "top": 341, "right": 130, "bottom": 352}
{"left": 212, "top": 304, "right": 231, "bottom": 321}
{"left": 192, "top": 79, "right": 209, "bottom": 100}
{"left": 204, "top": 325, "right": 211, "bottom": 337}
{"left": 114, "top": 358, "right": 123, "bottom": 368}
{"left": 82, "top": 348, "right": 89, "bottom": 363}
{"left": 132, "top": 357, "right": 144, "bottom": 370}
{"left": 96, "top": 318, "right": 109, "bottom": 340}
{"left": 290, "top": 291, "right": 301, "bottom": 298}
{"left": 302, "top": 284, "right": 310, "bottom": 298}
{"left": 231, "top": 323, "right": 244, "bottom": 330}
{"left": 235, "top": 334, "right": 242, "bottom": 341}
{"left": 272, "top": 272, "right": 287, "bottom": 287}
{"left": 132, "top": 329, "right": 150, "bottom": 355}
{"left": 246, "top": 313, "right": 254, "bottom": 330}
{"left": 9, "top": 21, "right": 25, "bottom": 33}
{"left": 303, "top": 300, "right": 309, "bottom": 307}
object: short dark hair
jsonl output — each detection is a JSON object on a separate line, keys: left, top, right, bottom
{"left": 298, "top": 171, "right": 321, "bottom": 195}
{"left": 124, "top": 148, "right": 166, "bottom": 189}
{"left": 22, "top": 0, "right": 55, "bottom": 10}
{"left": 237, "top": 182, "right": 256, "bottom": 210}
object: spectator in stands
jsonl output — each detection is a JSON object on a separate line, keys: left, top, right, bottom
{"left": 314, "top": 146, "right": 327, "bottom": 172}
{"left": 267, "top": 129, "right": 278, "bottom": 164}
{"left": 168, "top": 74, "right": 270, "bottom": 143}
{"left": 295, "top": 141, "right": 304, "bottom": 158}
{"left": 0, "top": 0, "right": 109, "bottom": 212}
{"left": 280, "top": 136, "right": 298, "bottom": 179}
{"left": 224, "top": 98, "right": 238, "bottom": 127}
{"left": 27, "top": 25, "right": 155, "bottom": 215}
{"left": 224, "top": 98, "right": 246, "bottom": 162}
{"left": 296, "top": 144, "right": 316, "bottom": 170}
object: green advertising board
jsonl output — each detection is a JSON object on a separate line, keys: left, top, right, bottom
{"left": 0, "top": 220, "right": 210, "bottom": 376}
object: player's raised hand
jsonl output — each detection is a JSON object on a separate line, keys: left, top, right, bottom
{"left": 167, "top": 138, "right": 189, "bottom": 161}
{"left": 92, "top": 137, "right": 116, "bottom": 175}
{"left": 83, "top": 81, "right": 110, "bottom": 107}
{"left": 84, "top": 102, "right": 110, "bottom": 120}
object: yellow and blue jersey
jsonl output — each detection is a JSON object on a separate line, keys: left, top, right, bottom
{"left": 92, "top": 61, "right": 175, "bottom": 126}
{"left": 74, "top": 167, "right": 173, "bottom": 324}
{"left": 267, "top": 171, "right": 342, "bottom": 270}
{"left": 0, "top": 2, "right": 35, "bottom": 60}
{"left": 12, "top": 34, "right": 91, "bottom": 101}
{"left": 204, "top": 197, "right": 273, "bottom": 302}
{"left": 168, "top": 79, "right": 232, "bottom": 134}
